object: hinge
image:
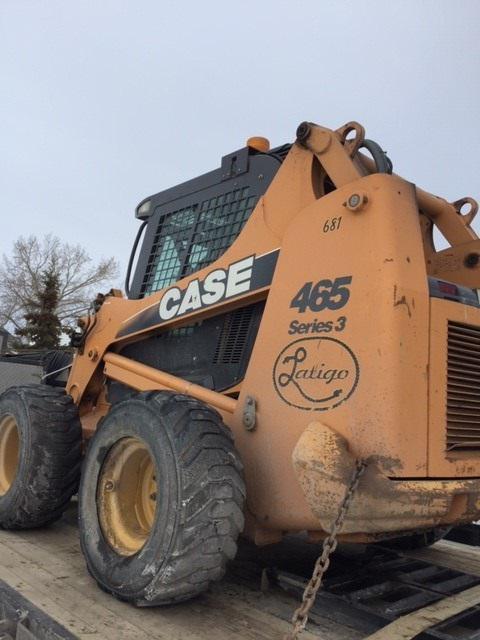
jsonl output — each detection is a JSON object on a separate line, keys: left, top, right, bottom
{"left": 221, "top": 147, "right": 249, "bottom": 181}
{"left": 243, "top": 395, "right": 256, "bottom": 431}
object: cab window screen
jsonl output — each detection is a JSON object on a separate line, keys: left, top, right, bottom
{"left": 142, "top": 187, "right": 257, "bottom": 296}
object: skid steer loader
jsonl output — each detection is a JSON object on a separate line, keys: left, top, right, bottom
{"left": 1, "top": 120, "right": 480, "bottom": 608}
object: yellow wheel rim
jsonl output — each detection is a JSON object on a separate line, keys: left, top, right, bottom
{"left": 98, "top": 437, "right": 157, "bottom": 556}
{"left": 0, "top": 415, "right": 20, "bottom": 496}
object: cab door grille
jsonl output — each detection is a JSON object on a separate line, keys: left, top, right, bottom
{"left": 447, "top": 321, "right": 480, "bottom": 451}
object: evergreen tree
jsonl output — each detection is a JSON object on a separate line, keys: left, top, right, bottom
{"left": 16, "top": 269, "right": 62, "bottom": 349}
{"left": 0, "top": 234, "right": 118, "bottom": 339}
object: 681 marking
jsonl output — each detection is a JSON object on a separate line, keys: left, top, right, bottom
{"left": 323, "top": 216, "right": 342, "bottom": 233}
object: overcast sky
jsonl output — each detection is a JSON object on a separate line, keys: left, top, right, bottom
{"left": 1, "top": 0, "right": 479, "bottom": 285}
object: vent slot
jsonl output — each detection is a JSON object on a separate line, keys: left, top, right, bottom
{"left": 447, "top": 321, "right": 480, "bottom": 451}
{"left": 214, "top": 306, "right": 255, "bottom": 365}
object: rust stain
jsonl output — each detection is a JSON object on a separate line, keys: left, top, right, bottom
{"left": 393, "top": 284, "right": 412, "bottom": 318}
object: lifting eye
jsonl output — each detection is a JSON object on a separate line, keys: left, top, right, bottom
{"left": 452, "top": 197, "right": 478, "bottom": 227}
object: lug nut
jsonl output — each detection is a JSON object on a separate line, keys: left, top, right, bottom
{"left": 104, "top": 480, "right": 115, "bottom": 492}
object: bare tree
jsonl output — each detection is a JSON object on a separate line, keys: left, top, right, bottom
{"left": 0, "top": 235, "right": 119, "bottom": 339}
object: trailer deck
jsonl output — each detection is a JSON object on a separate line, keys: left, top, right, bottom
{"left": 0, "top": 502, "right": 479, "bottom": 640}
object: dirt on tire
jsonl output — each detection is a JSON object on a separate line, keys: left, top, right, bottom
{"left": 0, "top": 384, "right": 82, "bottom": 529}
{"left": 79, "top": 390, "right": 246, "bottom": 606}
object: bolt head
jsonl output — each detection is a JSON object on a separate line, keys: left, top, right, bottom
{"left": 345, "top": 192, "right": 368, "bottom": 212}
{"left": 465, "top": 252, "right": 480, "bottom": 268}
{"left": 348, "top": 194, "right": 361, "bottom": 208}
{"left": 87, "top": 347, "right": 99, "bottom": 362}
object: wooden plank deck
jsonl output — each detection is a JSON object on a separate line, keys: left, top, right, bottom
{"left": 406, "top": 539, "right": 480, "bottom": 577}
{"left": 363, "top": 585, "right": 480, "bottom": 640}
{"left": 0, "top": 502, "right": 479, "bottom": 640}
{"left": 0, "top": 502, "right": 328, "bottom": 640}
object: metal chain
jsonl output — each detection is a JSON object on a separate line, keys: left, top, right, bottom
{"left": 283, "top": 459, "right": 368, "bottom": 640}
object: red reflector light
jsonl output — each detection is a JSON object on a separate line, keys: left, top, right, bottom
{"left": 438, "top": 281, "right": 458, "bottom": 296}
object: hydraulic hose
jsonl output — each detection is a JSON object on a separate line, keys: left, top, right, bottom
{"left": 124, "top": 220, "right": 148, "bottom": 298}
{"left": 358, "top": 139, "right": 393, "bottom": 174}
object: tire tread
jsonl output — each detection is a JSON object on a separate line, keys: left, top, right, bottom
{"left": 83, "top": 390, "right": 245, "bottom": 606}
{"left": 0, "top": 384, "right": 82, "bottom": 530}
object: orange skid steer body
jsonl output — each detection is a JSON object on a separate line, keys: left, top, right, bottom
{"left": 65, "top": 120, "right": 480, "bottom": 546}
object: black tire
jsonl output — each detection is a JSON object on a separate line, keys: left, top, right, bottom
{"left": 79, "top": 391, "right": 246, "bottom": 606}
{"left": 0, "top": 385, "right": 82, "bottom": 529}
{"left": 382, "top": 526, "right": 451, "bottom": 551}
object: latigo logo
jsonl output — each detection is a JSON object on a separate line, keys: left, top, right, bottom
{"left": 273, "top": 337, "right": 359, "bottom": 411}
